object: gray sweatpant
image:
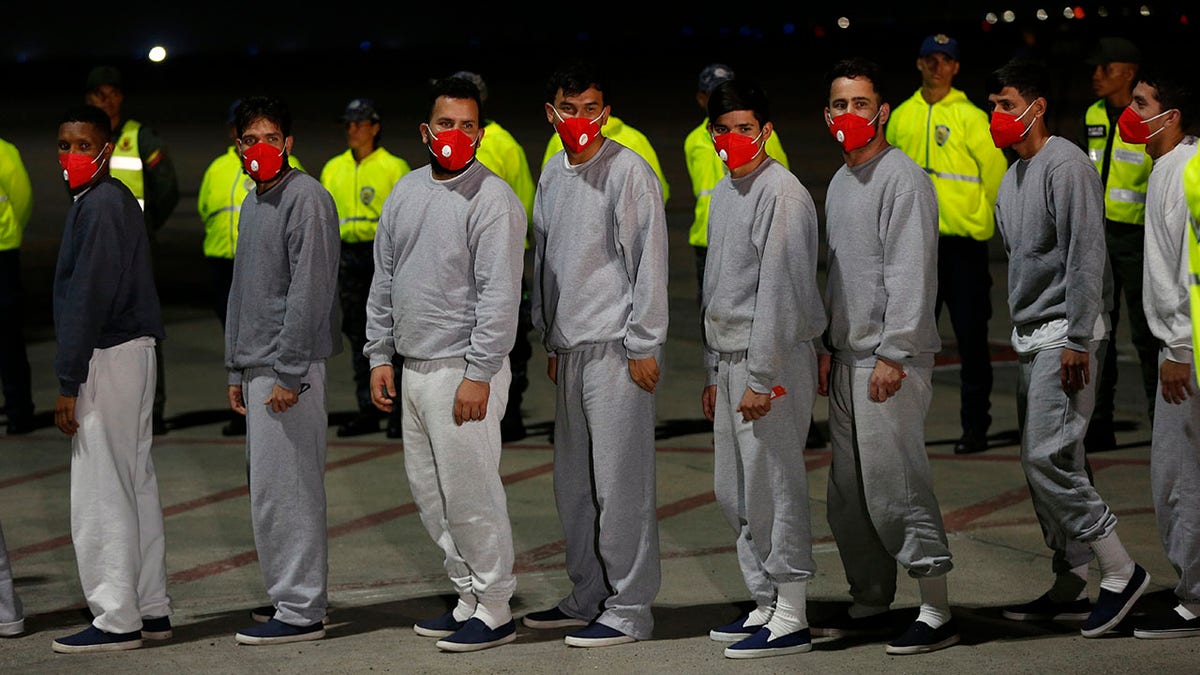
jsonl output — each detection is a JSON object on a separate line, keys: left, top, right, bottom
{"left": 1018, "top": 342, "right": 1115, "bottom": 573}
{"left": 553, "top": 341, "right": 660, "bottom": 640}
{"left": 0, "top": 521, "right": 22, "bottom": 631}
{"left": 244, "top": 362, "right": 328, "bottom": 627}
{"left": 713, "top": 348, "right": 816, "bottom": 607}
{"left": 1150, "top": 350, "right": 1200, "bottom": 603}
{"left": 402, "top": 357, "right": 516, "bottom": 610}
{"left": 827, "top": 360, "right": 952, "bottom": 608}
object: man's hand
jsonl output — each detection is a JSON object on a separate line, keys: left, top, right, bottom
{"left": 737, "top": 387, "right": 772, "bottom": 421}
{"left": 547, "top": 355, "right": 558, "bottom": 385}
{"left": 629, "top": 356, "right": 660, "bottom": 393}
{"left": 228, "top": 385, "right": 246, "bottom": 415}
{"left": 370, "top": 364, "right": 396, "bottom": 412}
{"left": 869, "top": 358, "right": 905, "bottom": 402}
{"left": 1161, "top": 359, "right": 1195, "bottom": 405}
{"left": 454, "top": 378, "right": 490, "bottom": 426}
{"left": 817, "top": 353, "right": 832, "bottom": 397}
{"left": 54, "top": 395, "right": 79, "bottom": 436}
{"left": 1060, "top": 349, "right": 1090, "bottom": 394}
{"left": 265, "top": 384, "right": 299, "bottom": 413}
{"left": 701, "top": 384, "right": 717, "bottom": 422}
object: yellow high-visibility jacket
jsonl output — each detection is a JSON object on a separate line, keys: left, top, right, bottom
{"left": 684, "top": 119, "right": 789, "bottom": 248}
{"left": 0, "top": 138, "right": 32, "bottom": 251}
{"left": 542, "top": 116, "right": 669, "bottom": 204}
{"left": 1085, "top": 99, "right": 1152, "bottom": 225}
{"left": 1184, "top": 152, "right": 1200, "bottom": 384}
{"left": 197, "top": 147, "right": 305, "bottom": 259}
{"left": 886, "top": 87, "right": 1008, "bottom": 240}
{"left": 320, "top": 147, "right": 411, "bottom": 244}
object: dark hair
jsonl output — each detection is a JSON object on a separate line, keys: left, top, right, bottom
{"left": 59, "top": 104, "right": 112, "bottom": 142}
{"left": 825, "top": 58, "right": 886, "bottom": 105}
{"left": 234, "top": 95, "right": 292, "bottom": 138}
{"left": 544, "top": 58, "right": 609, "bottom": 105}
{"left": 1138, "top": 61, "right": 1197, "bottom": 131}
{"left": 430, "top": 76, "right": 485, "bottom": 123}
{"left": 706, "top": 79, "right": 771, "bottom": 126}
{"left": 987, "top": 59, "right": 1051, "bottom": 103}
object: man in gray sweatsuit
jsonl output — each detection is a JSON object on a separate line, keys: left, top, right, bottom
{"left": 364, "top": 77, "right": 525, "bottom": 653}
{"left": 224, "top": 96, "right": 340, "bottom": 646}
{"left": 816, "top": 58, "right": 958, "bottom": 656}
{"left": 987, "top": 59, "right": 1148, "bottom": 639}
{"left": 524, "top": 59, "right": 669, "bottom": 648}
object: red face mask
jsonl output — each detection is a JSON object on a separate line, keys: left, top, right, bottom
{"left": 242, "top": 142, "right": 285, "bottom": 182}
{"left": 826, "top": 110, "right": 880, "bottom": 152}
{"left": 59, "top": 145, "right": 108, "bottom": 190}
{"left": 1117, "top": 106, "right": 1171, "bottom": 145}
{"left": 552, "top": 108, "right": 603, "bottom": 154}
{"left": 427, "top": 126, "right": 477, "bottom": 171}
{"left": 712, "top": 130, "right": 764, "bottom": 170}
{"left": 989, "top": 101, "right": 1037, "bottom": 149}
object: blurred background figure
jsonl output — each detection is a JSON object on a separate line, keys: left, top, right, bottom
{"left": 0, "top": 135, "right": 35, "bottom": 435}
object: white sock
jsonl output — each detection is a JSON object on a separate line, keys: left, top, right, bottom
{"left": 847, "top": 603, "right": 889, "bottom": 619}
{"left": 916, "top": 577, "right": 952, "bottom": 629}
{"left": 764, "top": 582, "right": 808, "bottom": 638}
{"left": 452, "top": 597, "right": 477, "bottom": 622}
{"left": 1047, "top": 565, "right": 1090, "bottom": 602}
{"left": 1090, "top": 532, "right": 1135, "bottom": 593}
{"left": 472, "top": 602, "right": 512, "bottom": 630}
{"left": 1177, "top": 604, "right": 1199, "bottom": 621}
{"left": 746, "top": 603, "right": 774, "bottom": 627}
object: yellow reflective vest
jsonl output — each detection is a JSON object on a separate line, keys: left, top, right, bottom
{"left": 319, "top": 147, "right": 411, "bottom": 244}
{"left": 477, "top": 120, "right": 535, "bottom": 223}
{"left": 1085, "top": 99, "right": 1152, "bottom": 225}
{"left": 1185, "top": 152, "right": 1200, "bottom": 384}
{"left": 109, "top": 119, "right": 145, "bottom": 209}
{"left": 886, "top": 88, "right": 1008, "bottom": 240}
{"left": 0, "top": 138, "right": 32, "bottom": 252}
{"left": 684, "top": 119, "right": 789, "bottom": 248}
{"left": 197, "top": 147, "right": 305, "bottom": 259}
{"left": 542, "top": 116, "right": 670, "bottom": 204}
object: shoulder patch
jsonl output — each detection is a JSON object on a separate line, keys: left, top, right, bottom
{"left": 935, "top": 125, "right": 951, "bottom": 146}
{"left": 359, "top": 186, "right": 376, "bottom": 206}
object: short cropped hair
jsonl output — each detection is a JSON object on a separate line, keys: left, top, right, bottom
{"left": 430, "top": 76, "right": 485, "bottom": 123}
{"left": 825, "top": 58, "right": 887, "bottom": 106}
{"left": 545, "top": 58, "right": 610, "bottom": 105}
{"left": 706, "top": 79, "right": 771, "bottom": 127}
{"left": 59, "top": 105, "right": 112, "bottom": 142}
{"left": 234, "top": 95, "right": 292, "bottom": 139}
{"left": 1138, "top": 62, "right": 1198, "bottom": 132}
{"left": 987, "top": 59, "right": 1051, "bottom": 102}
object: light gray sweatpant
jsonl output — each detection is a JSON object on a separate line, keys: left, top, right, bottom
{"left": 71, "top": 337, "right": 170, "bottom": 634}
{"left": 1150, "top": 350, "right": 1200, "bottom": 603}
{"left": 827, "top": 359, "right": 952, "bottom": 608}
{"left": 713, "top": 348, "right": 816, "bottom": 607}
{"left": 402, "top": 357, "right": 516, "bottom": 612}
{"left": 0, "top": 521, "right": 23, "bottom": 631}
{"left": 244, "top": 362, "right": 328, "bottom": 627}
{"left": 1017, "top": 342, "right": 1115, "bottom": 574}
{"left": 553, "top": 341, "right": 660, "bottom": 640}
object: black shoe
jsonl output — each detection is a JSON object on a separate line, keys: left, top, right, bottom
{"left": 954, "top": 429, "right": 988, "bottom": 455}
{"left": 805, "top": 423, "right": 826, "bottom": 449}
{"left": 1134, "top": 607, "right": 1200, "bottom": 639}
{"left": 1002, "top": 592, "right": 1092, "bottom": 621}
{"left": 5, "top": 415, "right": 36, "bottom": 435}
{"left": 885, "top": 619, "right": 960, "bottom": 655}
{"left": 152, "top": 415, "right": 168, "bottom": 436}
{"left": 1081, "top": 564, "right": 1150, "bottom": 637}
{"left": 222, "top": 416, "right": 247, "bottom": 437}
{"left": 337, "top": 412, "right": 380, "bottom": 437}
{"left": 1084, "top": 420, "right": 1117, "bottom": 452}
{"left": 810, "top": 608, "right": 893, "bottom": 638}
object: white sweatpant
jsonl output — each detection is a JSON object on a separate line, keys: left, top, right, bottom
{"left": 402, "top": 357, "right": 516, "bottom": 610}
{"left": 71, "top": 336, "right": 170, "bottom": 634}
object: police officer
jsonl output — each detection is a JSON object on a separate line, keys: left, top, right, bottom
{"left": 320, "top": 99, "right": 410, "bottom": 438}
{"left": 886, "top": 34, "right": 1008, "bottom": 455}
{"left": 1082, "top": 37, "right": 1159, "bottom": 450}
{"left": 0, "top": 136, "right": 35, "bottom": 435}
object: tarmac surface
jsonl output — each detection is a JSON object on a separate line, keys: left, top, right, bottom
{"left": 1, "top": 50, "right": 1194, "bottom": 672}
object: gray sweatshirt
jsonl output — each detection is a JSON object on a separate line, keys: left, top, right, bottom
{"left": 225, "top": 169, "right": 341, "bottom": 390}
{"left": 363, "top": 161, "right": 525, "bottom": 382}
{"left": 702, "top": 158, "right": 825, "bottom": 390}
{"left": 54, "top": 177, "right": 165, "bottom": 396}
{"left": 994, "top": 136, "right": 1112, "bottom": 351}
{"left": 824, "top": 146, "right": 941, "bottom": 368}
{"left": 531, "top": 138, "right": 669, "bottom": 358}
{"left": 1143, "top": 136, "right": 1198, "bottom": 363}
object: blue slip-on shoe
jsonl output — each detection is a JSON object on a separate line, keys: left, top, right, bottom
{"left": 1133, "top": 607, "right": 1200, "bottom": 639}
{"left": 235, "top": 618, "right": 325, "bottom": 645}
{"left": 435, "top": 618, "right": 517, "bottom": 652}
{"left": 564, "top": 622, "right": 637, "bottom": 648}
{"left": 141, "top": 616, "right": 172, "bottom": 640}
{"left": 709, "top": 613, "right": 765, "bottom": 642}
{"left": 724, "top": 626, "right": 812, "bottom": 659}
{"left": 1001, "top": 593, "right": 1092, "bottom": 621}
{"left": 885, "top": 620, "right": 960, "bottom": 655}
{"left": 521, "top": 607, "right": 588, "bottom": 629}
{"left": 414, "top": 611, "right": 466, "bottom": 638}
{"left": 52, "top": 625, "right": 142, "bottom": 653}
{"left": 1082, "top": 564, "right": 1150, "bottom": 638}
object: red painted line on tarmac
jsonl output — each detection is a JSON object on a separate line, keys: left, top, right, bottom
{"left": 9, "top": 534, "right": 72, "bottom": 560}
{"left": 0, "top": 463, "right": 69, "bottom": 489}
{"left": 942, "top": 486, "right": 1034, "bottom": 530}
